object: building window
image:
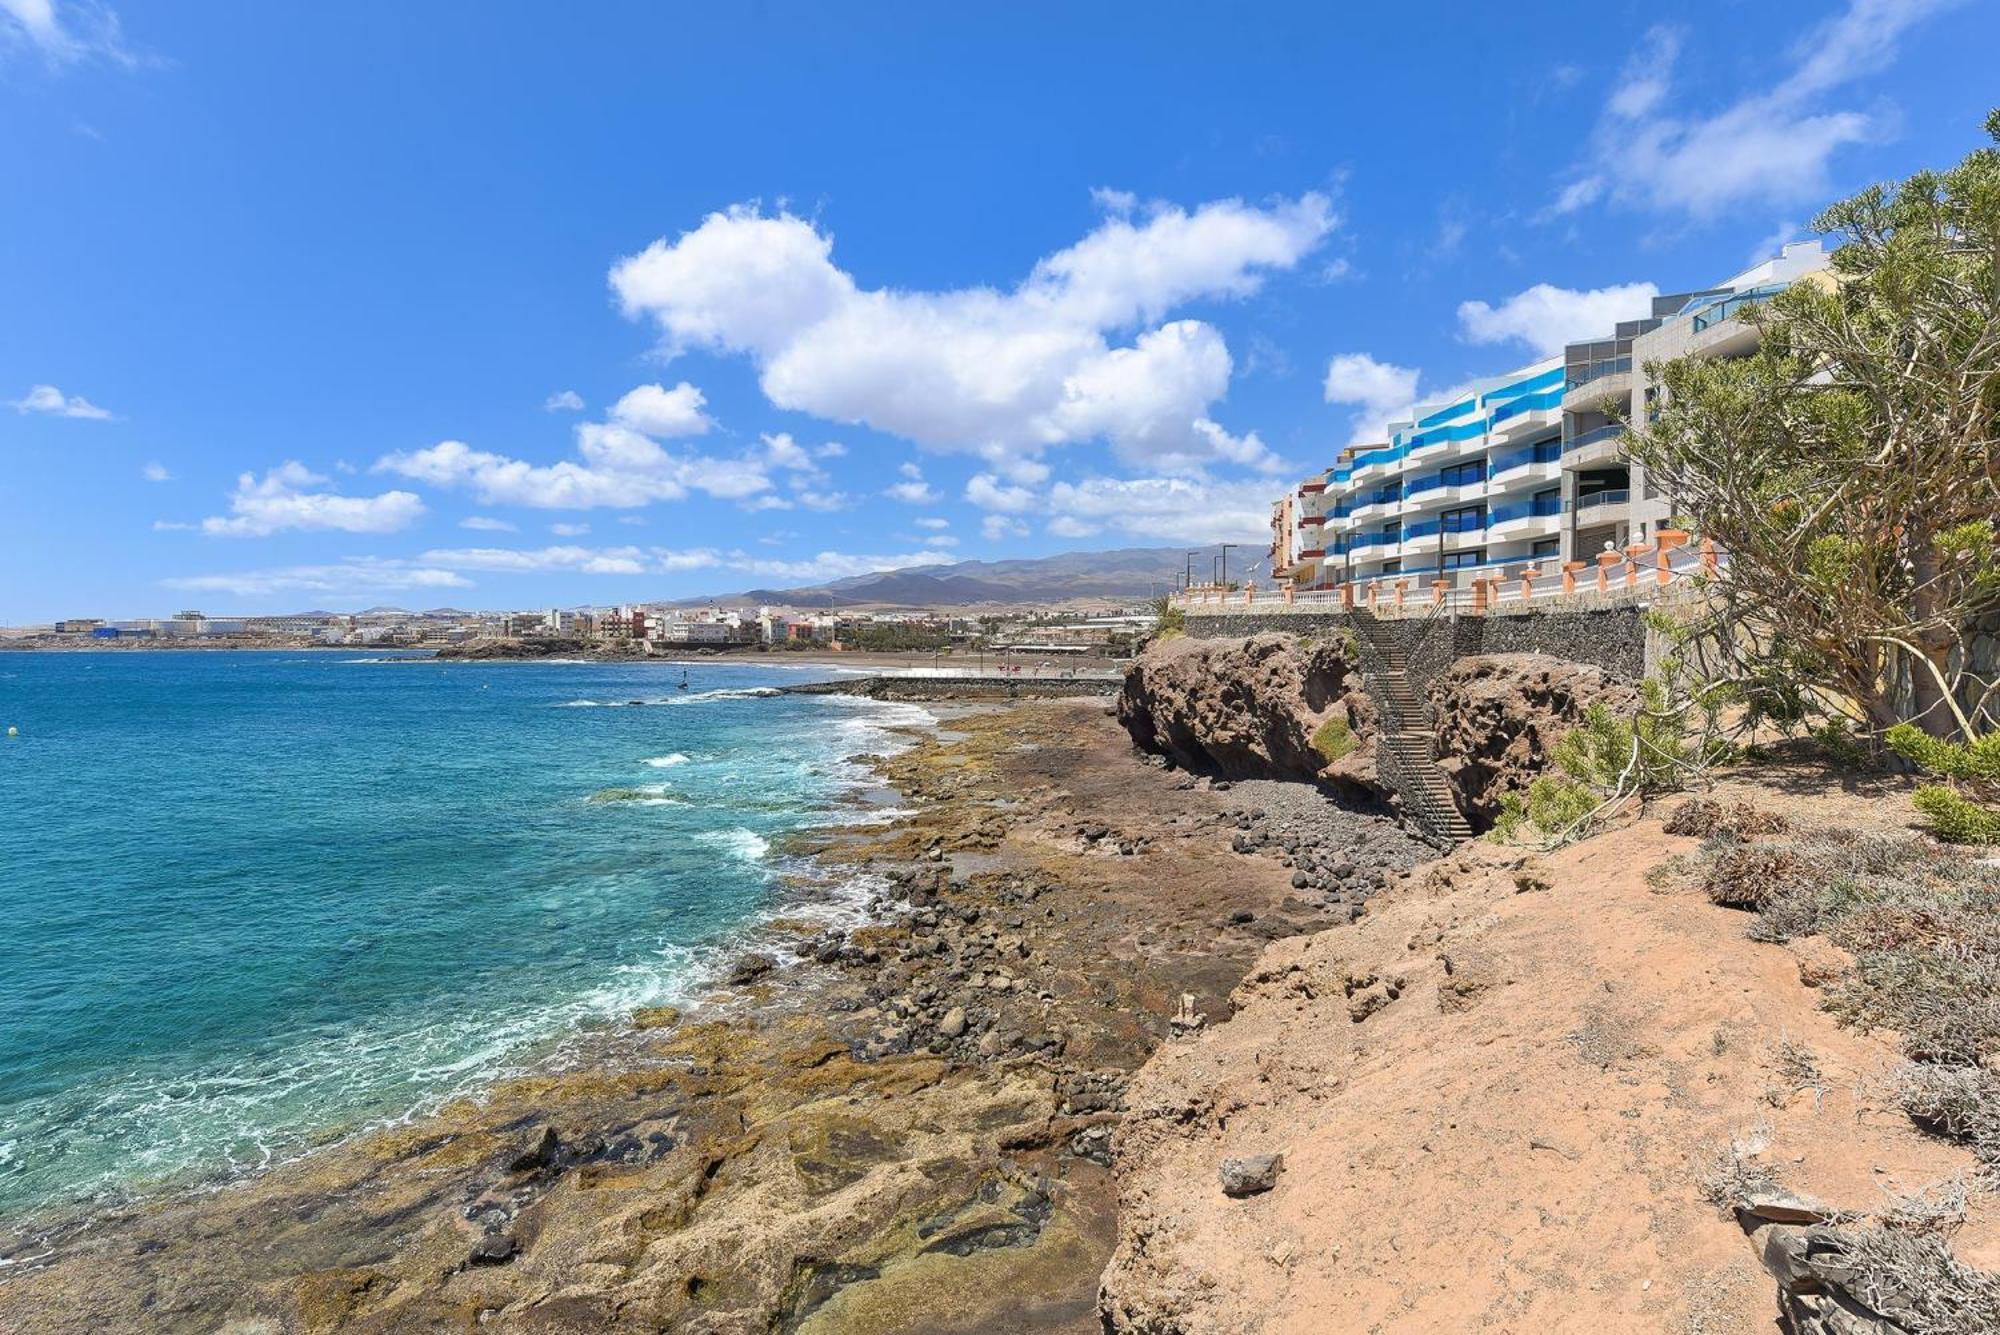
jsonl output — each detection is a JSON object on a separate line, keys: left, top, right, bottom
{"left": 1443, "top": 504, "right": 1485, "bottom": 533}
{"left": 1442, "top": 549, "right": 1485, "bottom": 569}
{"left": 1440, "top": 460, "right": 1485, "bottom": 486}
{"left": 1532, "top": 538, "right": 1559, "bottom": 557}
{"left": 1380, "top": 559, "right": 1401, "bottom": 574}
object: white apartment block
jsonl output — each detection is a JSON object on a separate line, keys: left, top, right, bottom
{"left": 1274, "top": 240, "right": 1832, "bottom": 595}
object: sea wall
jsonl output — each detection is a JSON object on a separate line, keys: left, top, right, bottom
{"left": 1184, "top": 603, "right": 1648, "bottom": 683}
{"left": 786, "top": 675, "right": 1121, "bottom": 701}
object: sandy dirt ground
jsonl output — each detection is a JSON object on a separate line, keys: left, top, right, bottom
{"left": 1101, "top": 768, "right": 2000, "bottom": 1333}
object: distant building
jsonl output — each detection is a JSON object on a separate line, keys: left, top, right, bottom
{"left": 1274, "top": 239, "right": 1832, "bottom": 594}
{"left": 601, "top": 607, "right": 649, "bottom": 640}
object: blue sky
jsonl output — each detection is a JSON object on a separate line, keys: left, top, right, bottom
{"left": 2, "top": 0, "right": 1993, "bottom": 619}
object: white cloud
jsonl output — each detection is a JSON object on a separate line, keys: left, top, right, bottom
{"left": 141, "top": 461, "right": 170, "bottom": 482}
{"left": 1553, "top": 2, "right": 1955, "bottom": 221}
{"left": 551, "top": 521, "right": 590, "bottom": 536}
{"left": 1046, "top": 475, "right": 1277, "bottom": 545}
{"left": 11, "top": 382, "right": 112, "bottom": 419}
{"left": 543, "top": 389, "right": 585, "bottom": 413}
{"left": 418, "top": 544, "right": 648, "bottom": 575}
{"left": 0, "top": 0, "right": 139, "bottom": 69}
{"left": 1456, "top": 281, "right": 1660, "bottom": 358}
{"left": 459, "top": 515, "right": 517, "bottom": 532}
{"left": 657, "top": 548, "right": 724, "bottom": 571}
{"left": 1322, "top": 353, "right": 1421, "bottom": 446}
{"left": 375, "top": 425, "right": 770, "bottom": 510}
{"left": 886, "top": 460, "right": 940, "bottom": 504}
{"left": 982, "top": 515, "right": 1029, "bottom": 541}
{"left": 608, "top": 193, "right": 1334, "bottom": 471}
{"left": 1089, "top": 186, "right": 1138, "bottom": 216}
{"left": 1048, "top": 516, "right": 1099, "bottom": 539}
{"left": 732, "top": 548, "right": 956, "bottom": 584}
{"left": 608, "top": 381, "right": 713, "bottom": 437}
{"left": 914, "top": 516, "right": 950, "bottom": 530}
{"left": 795, "top": 488, "right": 852, "bottom": 512}
{"left": 965, "top": 472, "right": 1035, "bottom": 513}
{"left": 199, "top": 462, "right": 425, "bottom": 538}
{"left": 161, "top": 559, "right": 470, "bottom": 599}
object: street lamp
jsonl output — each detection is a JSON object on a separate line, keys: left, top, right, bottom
{"left": 1217, "top": 543, "right": 1238, "bottom": 588}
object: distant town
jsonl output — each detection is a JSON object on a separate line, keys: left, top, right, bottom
{"left": 1, "top": 601, "right": 1162, "bottom": 659}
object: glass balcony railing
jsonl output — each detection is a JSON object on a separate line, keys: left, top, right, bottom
{"left": 1565, "top": 357, "right": 1631, "bottom": 390}
{"left": 1489, "top": 385, "right": 1563, "bottom": 425}
{"left": 1563, "top": 424, "right": 1625, "bottom": 454}
{"left": 1690, "top": 283, "right": 1784, "bottom": 333}
{"left": 1570, "top": 488, "right": 1631, "bottom": 513}
{"left": 1405, "top": 511, "right": 1487, "bottom": 539}
{"left": 1489, "top": 494, "right": 1564, "bottom": 524}
{"left": 1491, "top": 440, "right": 1562, "bottom": 474}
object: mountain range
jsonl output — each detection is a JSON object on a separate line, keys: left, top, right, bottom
{"left": 667, "top": 545, "right": 1251, "bottom": 609}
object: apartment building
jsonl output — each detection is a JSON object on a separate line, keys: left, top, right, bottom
{"left": 1560, "top": 240, "right": 1830, "bottom": 560}
{"left": 1275, "top": 240, "right": 1832, "bottom": 594}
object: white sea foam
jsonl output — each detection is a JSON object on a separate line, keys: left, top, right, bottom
{"left": 556, "top": 687, "right": 779, "bottom": 709}
{"left": 641, "top": 753, "right": 692, "bottom": 768}
{"left": 697, "top": 827, "right": 771, "bottom": 864}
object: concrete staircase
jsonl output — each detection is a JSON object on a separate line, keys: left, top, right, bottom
{"left": 1350, "top": 613, "right": 1475, "bottom": 845}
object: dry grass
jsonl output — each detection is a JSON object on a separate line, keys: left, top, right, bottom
{"left": 1670, "top": 813, "right": 2000, "bottom": 1320}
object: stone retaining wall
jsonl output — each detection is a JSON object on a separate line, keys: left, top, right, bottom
{"left": 785, "top": 676, "right": 1121, "bottom": 701}
{"left": 1186, "top": 603, "right": 1649, "bottom": 683}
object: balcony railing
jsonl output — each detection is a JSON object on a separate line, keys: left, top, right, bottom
{"left": 1564, "top": 424, "right": 1625, "bottom": 454}
{"left": 1565, "top": 357, "right": 1631, "bottom": 391}
{"left": 1570, "top": 488, "right": 1631, "bottom": 513}
{"left": 1689, "top": 283, "right": 1785, "bottom": 334}
{"left": 1491, "top": 440, "right": 1562, "bottom": 474}
{"left": 1489, "top": 385, "right": 1563, "bottom": 425}
{"left": 1489, "top": 494, "right": 1564, "bottom": 524}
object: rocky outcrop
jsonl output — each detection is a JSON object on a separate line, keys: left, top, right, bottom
{"left": 1116, "top": 632, "right": 1381, "bottom": 796}
{"left": 1119, "top": 636, "right": 1639, "bottom": 830}
{"left": 1426, "top": 652, "right": 1639, "bottom": 825}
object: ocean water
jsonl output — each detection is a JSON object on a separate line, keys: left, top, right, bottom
{"left": 0, "top": 650, "right": 923, "bottom": 1230}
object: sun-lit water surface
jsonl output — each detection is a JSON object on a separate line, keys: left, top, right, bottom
{"left": 0, "top": 650, "right": 922, "bottom": 1226}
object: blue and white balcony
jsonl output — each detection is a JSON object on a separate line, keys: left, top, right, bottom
{"left": 1486, "top": 492, "right": 1564, "bottom": 542}
{"left": 1402, "top": 472, "right": 1486, "bottom": 513}
{"left": 1488, "top": 439, "right": 1562, "bottom": 488}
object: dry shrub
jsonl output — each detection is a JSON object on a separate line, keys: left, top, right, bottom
{"left": 1702, "top": 840, "right": 1804, "bottom": 911}
{"left": 1666, "top": 797, "right": 1725, "bottom": 837}
{"left": 1667, "top": 797, "right": 1792, "bottom": 839}
{"left": 1830, "top": 1227, "right": 2000, "bottom": 1335}
{"left": 1695, "top": 1136, "right": 1779, "bottom": 1215}
{"left": 1893, "top": 1064, "right": 2000, "bottom": 1175}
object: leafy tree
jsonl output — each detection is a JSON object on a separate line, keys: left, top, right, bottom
{"left": 1625, "top": 111, "right": 2000, "bottom": 742}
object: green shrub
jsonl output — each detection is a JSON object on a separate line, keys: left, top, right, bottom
{"left": 1311, "top": 715, "right": 1354, "bottom": 764}
{"left": 1490, "top": 775, "right": 1597, "bottom": 844}
{"left": 1888, "top": 724, "right": 2000, "bottom": 844}
{"left": 1913, "top": 785, "right": 2000, "bottom": 844}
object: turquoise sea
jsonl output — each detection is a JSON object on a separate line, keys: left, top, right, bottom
{"left": 0, "top": 650, "right": 922, "bottom": 1232}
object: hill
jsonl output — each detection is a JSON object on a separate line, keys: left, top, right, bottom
{"left": 671, "top": 545, "right": 1241, "bottom": 609}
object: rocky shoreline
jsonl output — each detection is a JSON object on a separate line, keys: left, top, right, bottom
{"left": 0, "top": 694, "right": 1433, "bottom": 1333}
